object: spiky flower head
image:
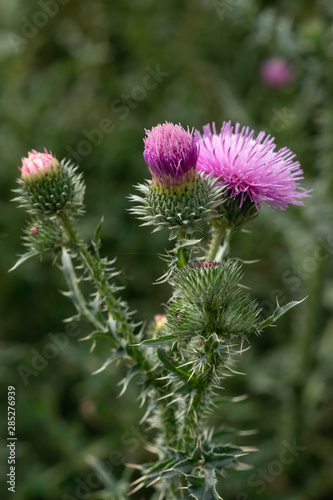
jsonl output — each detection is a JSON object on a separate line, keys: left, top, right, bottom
{"left": 15, "top": 151, "right": 85, "bottom": 217}
{"left": 260, "top": 58, "right": 294, "bottom": 88}
{"left": 130, "top": 123, "right": 224, "bottom": 237}
{"left": 143, "top": 122, "right": 198, "bottom": 195}
{"left": 23, "top": 219, "right": 64, "bottom": 255}
{"left": 195, "top": 122, "right": 311, "bottom": 211}
{"left": 20, "top": 149, "right": 60, "bottom": 183}
{"left": 167, "top": 260, "right": 261, "bottom": 340}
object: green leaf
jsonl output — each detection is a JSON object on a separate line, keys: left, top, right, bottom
{"left": 138, "top": 334, "right": 178, "bottom": 347}
{"left": 259, "top": 297, "right": 307, "bottom": 330}
{"left": 177, "top": 238, "right": 203, "bottom": 249}
{"left": 157, "top": 348, "right": 196, "bottom": 386}
{"left": 118, "top": 365, "right": 142, "bottom": 397}
{"left": 187, "top": 468, "right": 222, "bottom": 500}
{"left": 92, "top": 347, "right": 126, "bottom": 375}
{"left": 91, "top": 215, "right": 104, "bottom": 256}
{"left": 9, "top": 251, "right": 36, "bottom": 272}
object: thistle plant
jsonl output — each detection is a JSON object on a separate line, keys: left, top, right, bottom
{"left": 12, "top": 122, "right": 311, "bottom": 499}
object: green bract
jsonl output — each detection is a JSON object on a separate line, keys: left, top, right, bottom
{"left": 129, "top": 175, "right": 225, "bottom": 237}
{"left": 167, "top": 261, "right": 261, "bottom": 340}
{"left": 14, "top": 159, "right": 85, "bottom": 217}
{"left": 23, "top": 219, "right": 64, "bottom": 255}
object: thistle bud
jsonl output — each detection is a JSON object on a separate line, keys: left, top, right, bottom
{"left": 20, "top": 149, "right": 60, "bottom": 184}
{"left": 24, "top": 219, "right": 63, "bottom": 255}
{"left": 130, "top": 123, "right": 224, "bottom": 236}
{"left": 15, "top": 150, "right": 85, "bottom": 217}
{"left": 167, "top": 260, "right": 261, "bottom": 340}
{"left": 259, "top": 58, "right": 294, "bottom": 89}
{"left": 144, "top": 122, "right": 198, "bottom": 196}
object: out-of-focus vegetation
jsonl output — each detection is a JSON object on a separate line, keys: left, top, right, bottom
{"left": 1, "top": 0, "right": 332, "bottom": 498}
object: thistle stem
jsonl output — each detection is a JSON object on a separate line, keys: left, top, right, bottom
{"left": 59, "top": 213, "right": 132, "bottom": 339}
{"left": 176, "top": 228, "right": 190, "bottom": 269}
{"left": 58, "top": 212, "right": 178, "bottom": 446}
{"left": 182, "top": 336, "right": 222, "bottom": 445}
{"left": 216, "top": 228, "right": 233, "bottom": 261}
{"left": 206, "top": 225, "right": 225, "bottom": 261}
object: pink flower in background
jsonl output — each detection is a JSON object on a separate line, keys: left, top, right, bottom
{"left": 143, "top": 122, "right": 198, "bottom": 190}
{"left": 195, "top": 122, "right": 311, "bottom": 210}
{"left": 260, "top": 58, "right": 294, "bottom": 88}
{"left": 20, "top": 149, "right": 60, "bottom": 183}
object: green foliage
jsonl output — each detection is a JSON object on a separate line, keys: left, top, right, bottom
{"left": 2, "top": 0, "right": 333, "bottom": 499}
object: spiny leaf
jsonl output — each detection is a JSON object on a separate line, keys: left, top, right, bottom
{"left": 187, "top": 468, "right": 222, "bottom": 500}
{"left": 259, "top": 297, "right": 307, "bottom": 330}
{"left": 157, "top": 348, "right": 196, "bottom": 386}
{"left": 118, "top": 365, "right": 142, "bottom": 397}
{"left": 9, "top": 251, "right": 36, "bottom": 272}
{"left": 92, "top": 347, "right": 127, "bottom": 375}
{"left": 93, "top": 215, "right": 104, "bottom": 249}
{"left": 137, "top": 334, "right": 178, "bottom": 347}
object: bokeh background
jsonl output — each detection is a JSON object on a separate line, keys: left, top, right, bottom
{"left": 1, "top": 0, "right": 333, "bottom": 499}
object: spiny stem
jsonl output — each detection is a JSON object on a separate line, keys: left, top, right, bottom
{"left": 206, "top": 225, "right": 225, "bottom": 261}
{"left": 216, "top": 228, "right": 233, "bottom": 261}
{"left": 59, "top": 212, "right": 177, "bottom": 446}
{"left": 176, "top": 228, "right": 189, "bottom": 269}
{"left": 182, "top": 336, "right": 222, "bottom": 446}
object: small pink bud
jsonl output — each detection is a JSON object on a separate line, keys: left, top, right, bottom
{"left": 154, "top": 314, "right": 167, "bottom": 330}
{"left": 30, "top": 226, "right": 39, "bottom": 237}
{"left": 20, "top": 149, "right": 60, "bottom": 183}
{"left": 260, "top": 58, "right": 294, "bottom": 88}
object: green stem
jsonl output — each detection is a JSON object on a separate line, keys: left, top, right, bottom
{"left": 182, "top": 336, "right": 221, "bottom": 445}
{"left": 60, "top": 213, "right": 132, "bottom": 339}
{"left": 206, "top": 225, "right": 225, "bottom": 261}
{"left": 217, "top": 228, "right": 233, "bottom": 261}
{"left": 59, "top": 213, "right": 177, "bottom": 446}
{"left": 176, "top": 228, "right": 189, "bottom": 269}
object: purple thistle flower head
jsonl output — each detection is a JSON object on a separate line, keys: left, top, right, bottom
{"left": 143, "top": 122, "right": 199, "bottom": 192}
{"left": 195, "top": 122, "right": 311, "bottom": 210}
{"left": 260, "top": 58, "right": 294, "bottom": 88}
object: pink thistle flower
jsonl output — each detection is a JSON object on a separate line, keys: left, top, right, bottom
{"left": 20, "top": 149, "right": 60, "bottom": 183}
{"left": 195, "top": 122, "right": 311, "bottom": 210}
{"left": 143, "top": 122, "right": 198, "bottom": 192}
{"left": 260, "top": 58, "right": 294, "bottom": 88}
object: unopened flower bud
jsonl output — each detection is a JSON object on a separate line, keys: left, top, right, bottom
{"left": 20, "top": 149, "right": 60, "bottom": 184}
{"left": 130, "top": 123, "right": 224, "bottom": 236}
{"left": 259, "top": 58, "right": 294, "bottom": 89}
{"left": 15, "top": 150, "right": 85, "bottom": 217}
{"left": 143, "top": 122, "right": 198, "bottom": 196}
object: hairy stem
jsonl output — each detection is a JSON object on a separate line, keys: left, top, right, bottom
{"left": 182, "top": 337, "right": 222, "bottom": 445}
{"left": 59, "top": 213, "right": 177, "bottom": 446}
{"left": 206, "top": 225, "right": 225, "bottom": 261}
{"left": 216, "top": 228, "right": 233, "bottom": 261}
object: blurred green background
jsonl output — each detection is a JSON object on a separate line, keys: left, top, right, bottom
{"left": 1, "top": 0, "right": 333, "bottom": 499}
